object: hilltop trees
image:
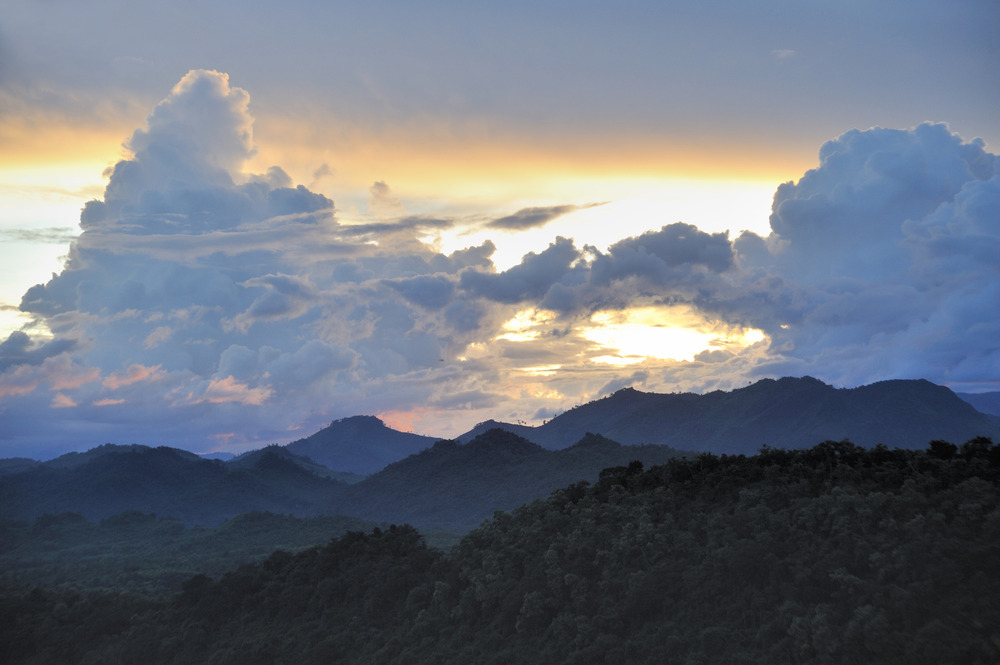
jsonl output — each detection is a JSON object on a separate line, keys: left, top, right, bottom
{"left": 2, "top": 437, "right": 998, "bottom": 664}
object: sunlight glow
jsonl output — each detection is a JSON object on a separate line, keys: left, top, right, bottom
{"left": 519, "top": 366, "right": 562, "bottom": 376}
{"left": 496, "top": 309, "right": 556, "bottom": 342}
{"left": 581, "top": 307, "right": 766, "bottom": 364}
{"left": 434, "top": 178, "right": 776, "bottom": 271}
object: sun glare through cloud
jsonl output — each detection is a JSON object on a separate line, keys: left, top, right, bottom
{"left": 0, "top": 0, "right": 997, "bottom": 458}
{"left": 581, "top": 307, "right": 767, "bottom": 365}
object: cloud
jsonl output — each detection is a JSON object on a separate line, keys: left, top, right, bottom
{"left": 2, "top": 67, "right": 997, "bottom": 458}
{"left": 226, "top": 273, "right": 319, "bottom": 332}
{"left": 460, "top": 236, "right": 581, "bottom": 304}
{"left": 0, "top": 331, "right": 76, "bottom": 371}
{"left": 729, "top": 123, "right": 999, "bottom": 387}
{"left": 192, "top": 376, "right": 273, "bottom": 406}
{"left": 102, "top": 364, "right": 165, "bottom": 390}
{"left": 0, "top": 227, "right": 80, "bottom": 244}
{"left": 368, "top": 181, "right": 406, "bottom": 218}
{"left": 487, "top": 204, "right": 598, "bottom": 231}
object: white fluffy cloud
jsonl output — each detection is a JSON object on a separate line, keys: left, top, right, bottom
{"left": 1, "top": 69, "right": 997, "bottom": 458}
{"left": 731, "top": 123, "right": 999, "bottom": 386}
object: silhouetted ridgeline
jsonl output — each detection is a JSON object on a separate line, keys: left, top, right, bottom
{"left": 0, "top": 432, "right": 684, "bottom": 531}
{"left": 473, "top": 377, "right": 1000, "bottom": 452}
{"left": 1, "top": 438, "right": 996, "bottom": 664}
{"left": 285, "top": 415, "right": 440, "bottom": 475}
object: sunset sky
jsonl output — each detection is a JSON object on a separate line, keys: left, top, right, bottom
{"left": 2, "top": 0, "right": 998, "bottom": 458}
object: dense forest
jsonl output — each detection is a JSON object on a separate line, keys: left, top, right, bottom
{"left": 0, "top": 511, "right": 378, "bottom": 594}
{"left": 2, "top": 437, "right": 998, "bottom": 664}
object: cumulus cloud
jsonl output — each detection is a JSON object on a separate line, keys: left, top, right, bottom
{"left": 731, "top": 122, "right": 999, "bottom": 387}
{"left": 460, "top": 237, "right": 582, "bottom": 304}
{"left": 1, "top": 68, "right": 996, "bottom": 458}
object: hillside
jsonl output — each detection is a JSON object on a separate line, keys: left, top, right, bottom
{"left": 5, "top": 438, "right": 996, "bottom": 664}
{"left": 0, "top": 445, "right": 348, "bottom": 525}
{"left": 0, "top": 431, "right": 683, "bottom": 531}
{"left": 474, "top": 377, "right": 1000, "bottom": 452}
{"left": 958, "top": 391, "right": 1000, "bottom": 418}
{"left": 335, "top": 430, "right": 685, "bottom": 530}
{"left": 285, "top": 415, "right": 439, "bottom": 474}
{"left": 2, "top": 377, "right": 997, "bottom": 529}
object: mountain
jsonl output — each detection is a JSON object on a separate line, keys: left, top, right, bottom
{"left": 454, "top": 419, "right": 537, "bottom": 444}
{"left": 228, "top": 444, "right": 365, "bottom": 483}
{"left": 3, "top": 377, "right": 996, "bottom": 529}
{"left": 0, "top": 427, "right": 683, "bottom": 532}
{"left": 333, "top": 429, "right": 685, "bottom": 530}
{"left": 0, "top": 458, "right": 39, "bottom": 477}
{"left": 958, "top": 391, "right": 1000, "bottom": 418}
{"left": 11, "top": 439, "right": 996, "bottom": 665}
{"left": 0, "top": 445, "right": 348, "bottom": 525}
{"left": 285, "top": 415, "right": 440, "bottom": 474}
{"left": 460, "top": 377, "right": 1000, "bottom": 454}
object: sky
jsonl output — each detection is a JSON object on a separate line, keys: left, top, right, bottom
{"left": 1, "top": 0, "right": 998, "bottom": 459}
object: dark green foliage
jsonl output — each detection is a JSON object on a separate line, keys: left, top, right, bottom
{"left": 0, "top": 511, "right": 375, "bottom": 594}
{"left": 3, "top": 438, "right": 998, "bottom": 664}
{"left": 335, "top": 429, "right": 685, "bottom": 530}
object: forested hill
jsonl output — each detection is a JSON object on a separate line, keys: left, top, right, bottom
{"left": 493, "top": 377, "right": 1000, "bottom": 452}
{"left": 333, "top": 430, "right": 685, "bottom": 530}
{"left": 0, "top": 432, "right": 685, "bottom": 529}
{"left": 0, "top": 445, "right": 348, "bottom": 525}
{"left": 285, "top": 415, "right": 439, "bottom": 475}
{"left": 4, "top": 438, "right": 997, "bottom": 664}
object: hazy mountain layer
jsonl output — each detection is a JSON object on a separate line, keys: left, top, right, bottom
{"left": 335, "top": 430, "right": 685, "bottom": 530}
{"left": 285, "top": 415, "right": 439, "bottom": 475}
{"left": 465, "top": 377, "right": 1000, "bottom": 453}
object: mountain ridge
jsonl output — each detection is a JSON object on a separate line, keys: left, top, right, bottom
{"left": 284, "top": 415, "right": 439, "bottom": 475}
{"left": 457, "top": 376, "right": 1000, "bottom": 453}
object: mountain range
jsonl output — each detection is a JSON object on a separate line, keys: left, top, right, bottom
{"left": 290, "top": 376, "right": 1000, "bottom": 466}
{"left": 1, "top": 376, "right": 997, "bottom": 531}
{"left": 475, "top": 377, "right": 1000, "bottom": 453}
{"left": 0, "top": 431, "right": 682, "bottom": 530}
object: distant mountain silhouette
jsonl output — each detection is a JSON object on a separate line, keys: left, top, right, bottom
{"left": 229, "top": 444, "right": 364, "bottom": 484}
{"left": 0, "top": 431, "right": 683, "bottom": 530}
{"left": 0, "top": 444, "right": 347, "bottom": 525}
{"left": 334, "top": 429, "right": 684, "bottom": 530}
{"left": 957, "top": 391, "right": 1000, "bottom": 418}
{"left": 454, "top": 419, "right": 537, "bottom": 444}
{"left": 2, "top": 377, "right": 997, "bottom": 530}
{"left": 285, "top": 415, "right": 439, "bottom": 474}
{"left": 457, "top": 377, "right": 1000, "bottom": 454}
